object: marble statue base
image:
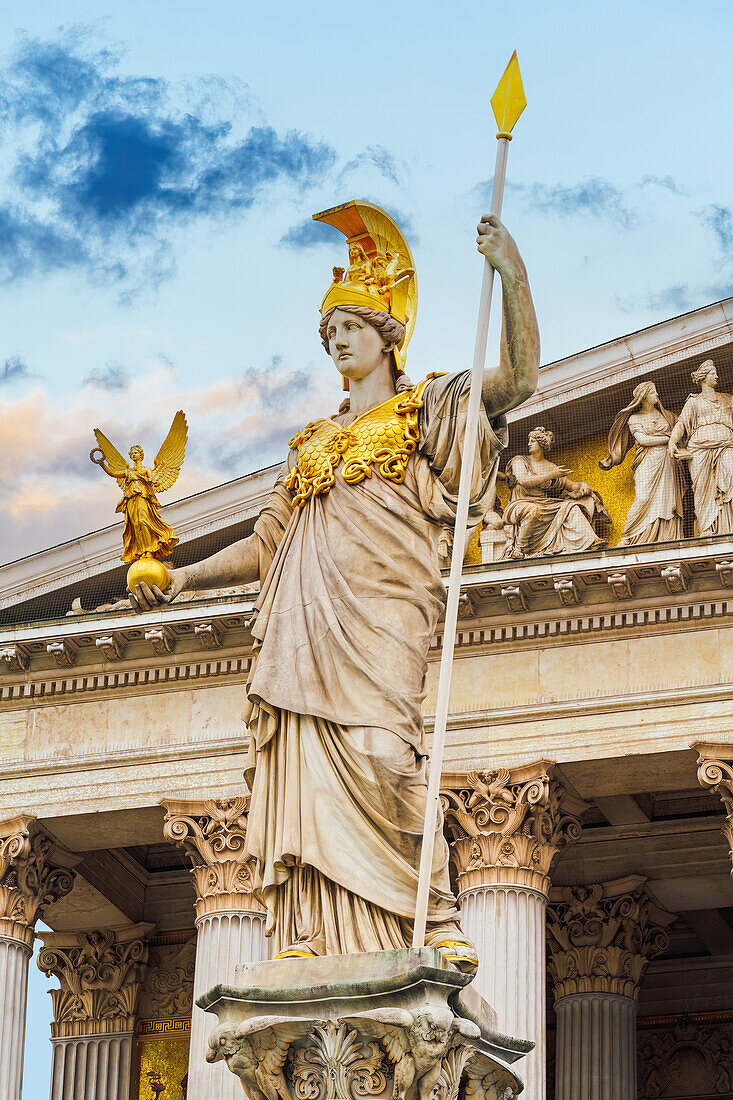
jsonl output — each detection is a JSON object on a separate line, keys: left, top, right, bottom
{"left": 198, "top": 946, "right": 531, "bottom": 1099}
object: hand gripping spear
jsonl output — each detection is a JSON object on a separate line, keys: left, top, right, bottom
{"left": 412, "top": 53, "right": 527, "bottom": 950}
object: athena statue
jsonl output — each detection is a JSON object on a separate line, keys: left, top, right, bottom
{"left": 129, "top": 201, "right": 540, "bottom": 969}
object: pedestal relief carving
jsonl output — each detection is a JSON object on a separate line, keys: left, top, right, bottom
{"left": 37, "top": 923, "right": 154, "bottom": 1037}
{"left": 162, "top": 796, "right": 263, "bottom": 919}
{"left": 694, "top": 742, "right": 733, "bottom": 870}
{"left": 0, "top": 815, "right": 78, "bottom": 947}
{"left": 442, "top": 762, "right": 586, "bottom": 896}
{"left": 547, "top": 876, "right": 675, "bottom": 1001}
{"left": 202, "top": 949, "right": 528, "bottom": 1100}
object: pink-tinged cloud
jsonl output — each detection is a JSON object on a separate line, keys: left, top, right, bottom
{"left": 0, "top": 360, "right": 336, "bottom": 565}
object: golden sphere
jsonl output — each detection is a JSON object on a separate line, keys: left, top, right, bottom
{"left": 126, "top": 557, "right": 170, "bottom": 594}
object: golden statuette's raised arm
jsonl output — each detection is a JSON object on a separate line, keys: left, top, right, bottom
{"left": 90, "top": 411, "right": 188, "bottom": 597}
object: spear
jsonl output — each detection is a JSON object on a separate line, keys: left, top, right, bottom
{"left": 412, "top": 53, "right": 527, "bottom": 950}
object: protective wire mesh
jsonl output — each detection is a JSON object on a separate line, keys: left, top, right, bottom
{"left": 3, "top": 341, "right": 732, "bottom": 627}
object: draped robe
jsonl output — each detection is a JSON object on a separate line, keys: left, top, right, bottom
{"left": 243, "top": 371, "right": 505, "bottom": 954}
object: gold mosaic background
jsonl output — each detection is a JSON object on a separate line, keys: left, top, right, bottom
{"left": 135, "top": 1029, "right": 190, "bottom": 1100}
{"left": 553, "top": 431, "right": 636, "bottom": 549}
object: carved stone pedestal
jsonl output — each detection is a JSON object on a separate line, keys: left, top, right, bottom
{"left": 199, "top": 948, "right": 531, "bottom": 1100}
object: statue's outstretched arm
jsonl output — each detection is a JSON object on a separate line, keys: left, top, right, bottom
{"left": 129, "top": 533, "right": 261, "bottom": 612}
{"left": 476, "top": 216, "right": 540, "bottom": 416}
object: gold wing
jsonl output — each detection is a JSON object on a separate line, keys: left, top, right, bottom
{"left": 93, "top": 429, "right": 129, "bottom": 478}
{"left": 153, "top": 410, "right": 188, "bottom": 492}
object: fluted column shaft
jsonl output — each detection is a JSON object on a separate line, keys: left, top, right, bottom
{"left": 49, "top": 1033, "right": 134, "bottom": 1100}
{"left": 442, "top": 763, "right": 587, "bottom": 1100}
{"left": 0, "top": 936, "right": 32, "bottom": 1100}
{"left": 554, "top": 992, "right": 637, "bottom": 1100}
{"left": 189, "top": 907, "right": 267, "bottom": 1100}
{"left": 0, "top": 816, "right": 78, "bottom": 1100}
{"left": 459, "top": 882, "right": 547, "bottom": 1097}
{"left": 162, "top": 797, "right": 268, "bottom": 1100}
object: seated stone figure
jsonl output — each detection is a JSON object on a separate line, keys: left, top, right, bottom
{"left": 502, "top": 426, "right": 606, "bottom": 558}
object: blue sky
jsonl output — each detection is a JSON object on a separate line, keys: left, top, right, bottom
{"left": 2, "top": 2, "right": 733, "bottom": 565}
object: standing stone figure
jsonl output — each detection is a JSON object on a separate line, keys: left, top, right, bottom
{"left": 130, "top": 201, "right": 539, "bottom": 966}
{"left": 600, "top": 381, "right": 685, "bottom": 545}
{"left": 502, "top": 426, "right": 605, "bottom": 558}
{"left": 668, "top": 359, "right": 733, "bottom": 536}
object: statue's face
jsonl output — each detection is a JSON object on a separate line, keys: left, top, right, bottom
{"left": 326, "top": 309, "right": 390, "bottom": 384}
{"left": 705, "top": 365, "right": 718, "bottom": 386}
{"left": 528, "top": 436, "right": 542, "bottom": 456}
{"left": 129, "top": 446, "right": 143, "bottom": 462}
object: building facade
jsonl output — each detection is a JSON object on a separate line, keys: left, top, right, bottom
{"left": 1, "top": 297, "right": 732, "bottom": 1100}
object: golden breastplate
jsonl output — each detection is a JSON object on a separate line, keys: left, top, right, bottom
{"left": 285, "top": 377, "right": 434, "bottom": 508}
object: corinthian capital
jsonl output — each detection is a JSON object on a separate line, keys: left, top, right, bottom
{"left": 0, "top": 815, "right": 79, "bottom": 948}
{"left": 37, "top": 923, "right": 154, "bottom": 1038}
{"left": 693, "top": 741, "right": 733, "bottom": 870}
{"left": 441, "top": 761, "right": 587, "bottom": 896}
{"left": 547, "top": 875, "right": 675, "bottom": 1002}
{"left": 161, "top": 797, "right": 263, "bottom": 921}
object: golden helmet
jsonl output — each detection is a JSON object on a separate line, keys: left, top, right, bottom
{"left": 313, "top": 200, "right": 418, "bottom": 373}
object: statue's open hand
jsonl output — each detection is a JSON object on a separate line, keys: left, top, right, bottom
{"left": 476, "top": 215, "right": 522, "bottom": 276}
{"left": 128, "top": 567, "right": 187, "bottom": 613}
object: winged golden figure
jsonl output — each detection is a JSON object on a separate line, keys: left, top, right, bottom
{"left": 90, "top": 411, "right": 188, "bottom": 582}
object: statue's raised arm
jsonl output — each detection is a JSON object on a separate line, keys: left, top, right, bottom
{"left": 476, "top": 214, "right": 540, "bottom": 416}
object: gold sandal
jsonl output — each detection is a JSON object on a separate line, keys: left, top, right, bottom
{"left": 433, "top": 939, "right": 479, "bottom": 974}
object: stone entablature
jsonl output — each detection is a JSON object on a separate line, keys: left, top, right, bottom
{"left": 4, "top": 537, "right": 733, "bottom": 700}
{"left": 37, "top": 923, "right": 154, "bottom": 1038}
{"left": 441, "top": 762, "right": 587, "bottom": 896}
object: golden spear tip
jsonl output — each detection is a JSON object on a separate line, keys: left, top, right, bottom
{"left": 491, "top": 50, "right": 526, "bottom": 139}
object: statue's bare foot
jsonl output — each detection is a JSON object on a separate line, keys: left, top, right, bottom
{"left": 433, "top": 938, "right": 479, "bottom": 975}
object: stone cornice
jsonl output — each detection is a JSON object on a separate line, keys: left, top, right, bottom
{"left": 37, "top": 922, "right": 154, "bottom": 1038}
{"left": 6, "top": 540, "right": 733, "bottom": 705}
{"left": 693, "top": 741, "right": 733, "bottom": 870}
{"left": 547, "top": 876, "right": 676, "bottom": 1002}
{"left": 441, "top": 762, "right": 588, "bottom": 896}
{"left": 161, "top": 797, "right": 264, "bottom": 922}
{"left": 0, "top": 816, "right": 79, "bottom": 947}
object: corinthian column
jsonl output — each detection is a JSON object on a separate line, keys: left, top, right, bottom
{"left": 442, "top": 762, "right": 586, "bottom": 1100}
{"left": 694, "top": 742, "right": 733, "bottom": 872}
{"left": 547, "top": 876, "right": 675, "bottom": 1100}
{"left": 0, "top": 816, "right": 78, "bottom": 1100}
{"left": 37, "top": 923, "right": 154, "bottom": 1100}
{"left": 162, "top": 796, "right": 267, "bottom": 1100}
